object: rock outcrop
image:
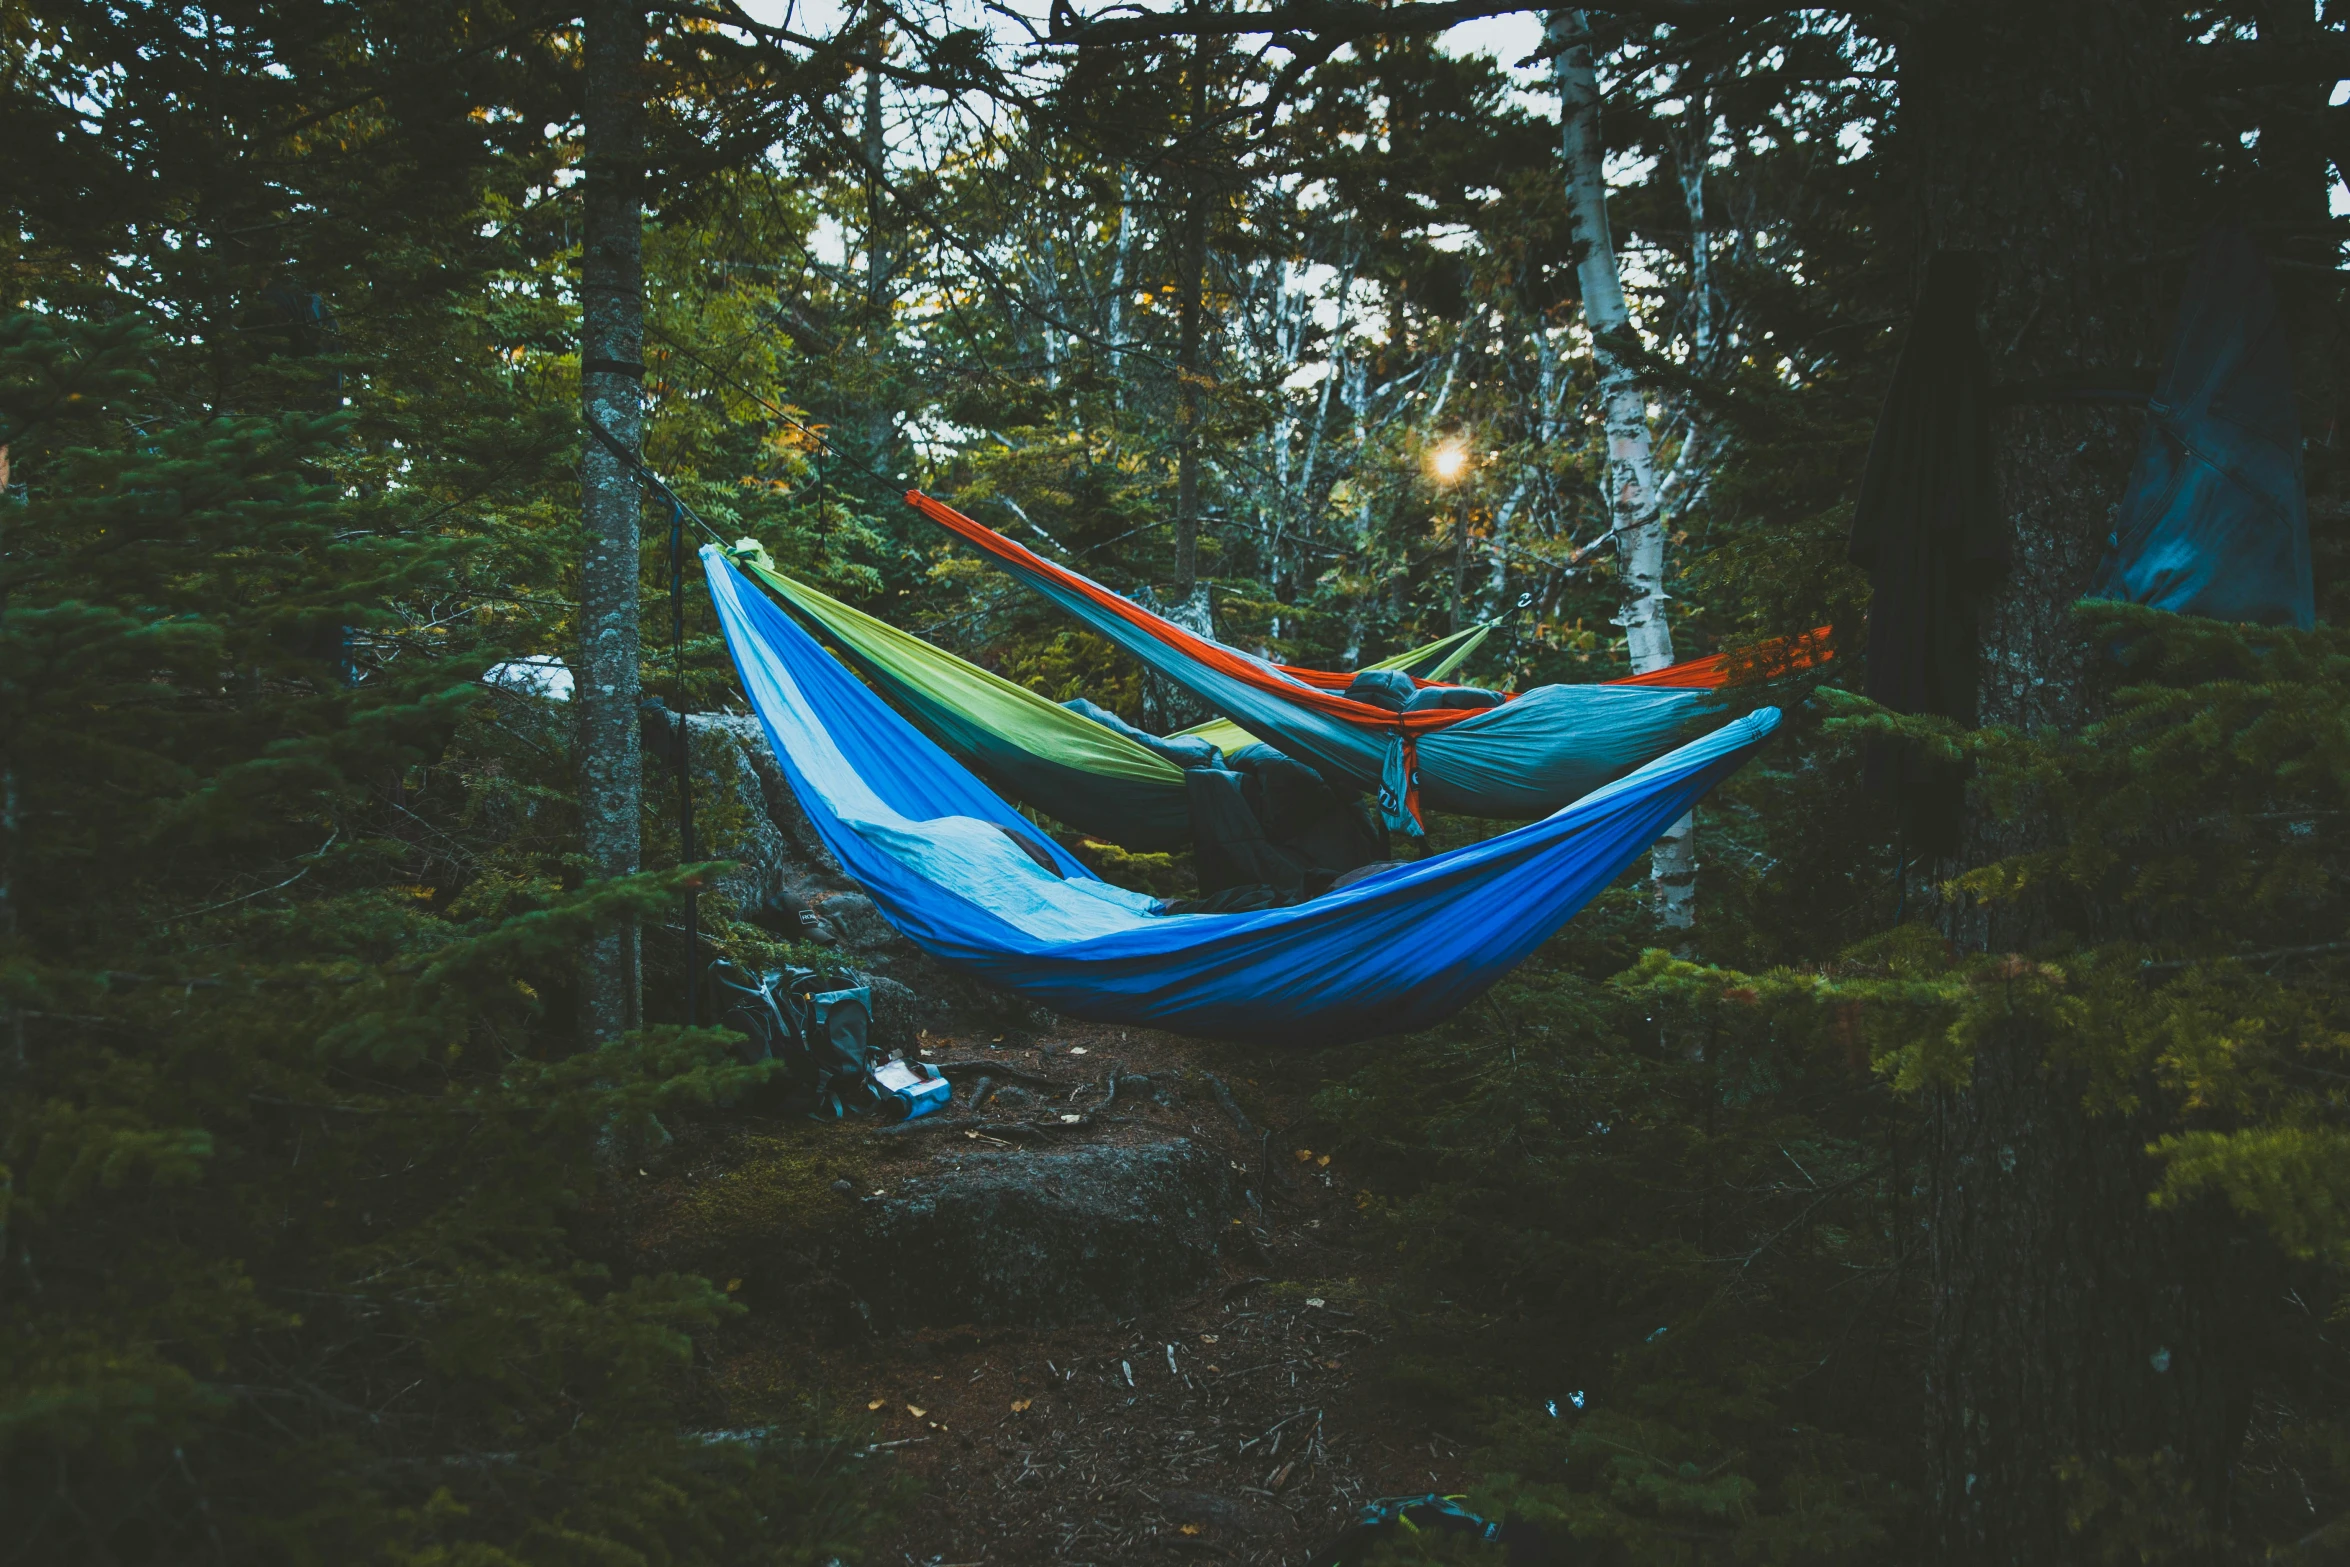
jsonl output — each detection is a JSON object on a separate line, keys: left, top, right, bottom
{"left": 846, "top": 1138, "right": 1231, "bottom": 1328}
{"left": 644, "top": 1126, "right": 1236, "bottom": 1334}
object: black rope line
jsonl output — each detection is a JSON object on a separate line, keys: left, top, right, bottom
{"left": 585, "top": 418, "right": 730, "bottom": 548}
{"left": 670, "top": 491, "right": 698, "bottom": 1027}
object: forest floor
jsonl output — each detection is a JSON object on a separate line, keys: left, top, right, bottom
{"left": 623, "top": 1016, "right": 1478, "bottom": 1567}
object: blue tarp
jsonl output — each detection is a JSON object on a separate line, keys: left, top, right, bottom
{"left": 705, "top": 547, "right": 1781, "bottom": 1044}
{"left": 2090, "top": 227, "right": 2313, "bottom": 629}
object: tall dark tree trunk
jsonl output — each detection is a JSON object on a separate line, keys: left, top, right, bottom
{"left": 1908, "top": 4, "right": 2267, "bottom": 1555}
{"left": 0, "top": 446, "right": 18, "bottom": 1072}
{"left": 1173, "top": 6, "right": 1209, "bottom": 596}
{"left": 576, "top": 0, "right": 646, "bottom": 1047}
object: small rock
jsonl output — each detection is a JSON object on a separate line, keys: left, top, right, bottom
{"left": 814, "top": 893, "right": 896, "bottom": 951}
{"left": 831, "top": 1178, "right": 855, "bottom": 1196}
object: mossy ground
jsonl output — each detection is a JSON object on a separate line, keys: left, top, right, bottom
{"left": 630, "top": 1118, "right": 889, "bottom": 1268}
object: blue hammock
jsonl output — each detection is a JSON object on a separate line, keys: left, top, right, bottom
{"left": 705, "top": 548, "right": 1780, "bottom": 1044}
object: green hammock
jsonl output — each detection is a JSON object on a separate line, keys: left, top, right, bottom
{"left": 735, "top": 548, "right": 1487, "bottom": 851}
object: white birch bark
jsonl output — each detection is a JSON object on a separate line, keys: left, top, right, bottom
{"left": 1549, "top": 8, "right": 1693, "bottom": 930}
{"left": 1109, "top": 168, "right": 1132, "bottom": 406}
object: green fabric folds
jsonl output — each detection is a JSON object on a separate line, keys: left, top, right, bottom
{"left": 740, "top": 555, "right": 1193, "bottom": 848}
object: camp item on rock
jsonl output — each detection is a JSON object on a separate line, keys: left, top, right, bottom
{"left": 871, "top": 1056, "right": 952, "bottom": 1120}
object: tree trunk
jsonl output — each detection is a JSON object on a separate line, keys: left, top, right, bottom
{"left": 1110, "top": 166, "right": 1133, "bottom": 407}
{"left": 1548, "top": 9, "right": 1691, "bottom": 930}
{"left": 1135, "top": 584, "right": 1215, "bottom": 734}
{"left": 1907, "top": 3, "right": 2267, "bottom": 1555}
{"left": 1677, "top": 93, "right": 1716, "bottom": 371}
{"left": 0, "top": 448, "right": 19, "bottom": 1072}
{"left": 863, "top": 45, "right": 893, "bottom": 458}
{"left": 1173, "top": 10, "right": 1210, "bottom": 596}
{"left": 1450, "top": 494, "right": 1469, "bottom": 633}
{"left": 576, "top": 0, "right": 645, "bottom": 1047}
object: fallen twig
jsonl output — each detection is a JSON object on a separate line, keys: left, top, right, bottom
{"left": 875, "top": 1116, "right": 1048, "bottom": 1140}
{"left": 873, "top": 1113, "right": 1108, "bottom": 1140}
{"left": 1202, "top": 1072, "right": 1259, "bottom": 1138}
{"left": 2141, "top": 941, "right": 2350, "bottom": 972}
{"left": 931, "top": 1058, "right": 1061, "bottom": 1087}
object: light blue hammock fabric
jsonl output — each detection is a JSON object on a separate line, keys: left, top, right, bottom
{"left": 705, "top": 547, "right": 1781, "bottom": 1044}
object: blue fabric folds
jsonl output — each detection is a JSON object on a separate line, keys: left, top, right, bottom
{"left": 2090, "top": 227, "right": 2313, "bottom": 629}
{"left": 705, "top": 548, "right": 1781, "bottom": 1045}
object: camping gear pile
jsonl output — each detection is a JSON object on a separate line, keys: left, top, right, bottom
{"left": 708, "top": 959, "right": 945, "bottom": 1120}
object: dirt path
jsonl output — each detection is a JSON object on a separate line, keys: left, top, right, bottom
{"left": 637, "top": 1019, "right": 1473, "bottom": 1565}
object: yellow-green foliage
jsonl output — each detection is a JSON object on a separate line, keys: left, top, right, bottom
{"left": 1070, "top": 838, "right": 1189, "bottom": 898}
{"left": 2152, "top": 1126, "right": 2350, "bottom": 1263}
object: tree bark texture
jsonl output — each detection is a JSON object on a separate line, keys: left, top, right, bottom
{"left": 1907, "top": 3, "right": 2269, "bottom": 1555}
{"left": 1450, "top": 493, "right": 1470, "bottom": 633}
{"left": 1135, "top": 584, "right": 1216, "bottom": 734}
{"left": 1110, "top": 166, "right": 1134, "bottom": 406}
{"left": 1549, "top": 9, "right": 1691, "bottom": 930}
{"left": 577, "top": 0, "right": 646, "bottom": 1046}
{"left": 863, "top": 47, "right": 895, "bottom": 458}
{"left": 1173, "top": 20, "right": 1210, "bottom": 597}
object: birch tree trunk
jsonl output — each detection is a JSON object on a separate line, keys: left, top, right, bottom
{"left": 1549, "top": 8, "right": 1691, "bottom": 929}
{"left": 1172, "top": 5, "right": 1211, "bottom": 595}
{"left": 576, "top": 0, "right": 646, "bottom": 1046}
{"left": 1110, "top": 168, "right": 1132, "bottom": 407}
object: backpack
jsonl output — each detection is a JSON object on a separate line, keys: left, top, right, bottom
{"left": 709, "top": 960, "right": 878, "bottom": 1117}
